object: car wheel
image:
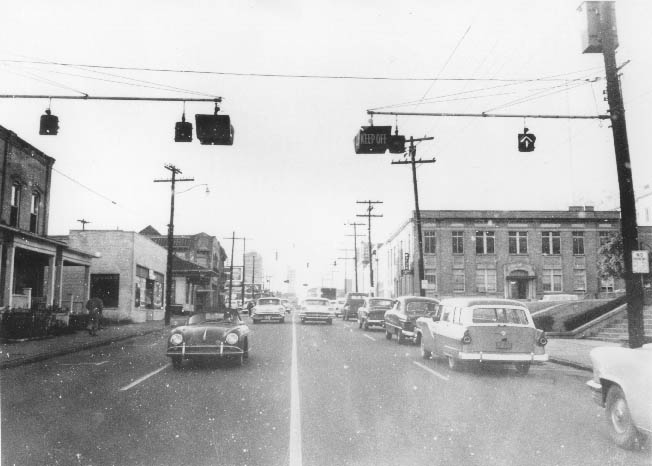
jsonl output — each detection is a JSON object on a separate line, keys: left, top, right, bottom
{"left": 280, "top": 318, "right": 285, "bottom": 324}
{"left": 385, "top": 328, "right": 392, "bottom": 340}
{"left": 415, "top": 332, "right": 421, "bottom": 346}
{"left": 396, "top": 329, "right": 404, "bottom": 345}
{"left": 514, "top": 362, "right": 530, "bottom": 375}
{"left": 358, "top": 318, "right": 362, "bottom": 329}
{"left": 171, "top": 356, "right": 182, "bottom": 369}
{"left": 363, "top": 321, "right": 369, "bottom": 331}
{"left": 252, "top": 319, "right": 258, "bottom": 324}
{"left": 448, "top": 356, "right": 463, "bottom": 371}
{"left": 301, "top": 319, "right": 306, "bottom": 324}
{"left": 605, "top": 385, "right": 640, "bottom": 449}
{"left": 420, "top": 338, "right": 431, "bottom": 359}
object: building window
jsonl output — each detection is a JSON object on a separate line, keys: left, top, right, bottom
{"left": 424, "top": 231, "right": 436, "bottom": 254}
{"left": 90, "top": 274, "right": 120, "bottom": 307}
{"left": 10, "top": 183, "right": 20, "bottom": 227}
{"left": 573, "top": 270, "right": 587, "bottom": 291}
{"left": 599, "top": 231, "right": 611, "bottom": 247}
{"left": 508, "top": 231, "right": 528, "bottom": 254}
{"left": 475, "top": 231, "right": 495, "bottom": 255}
{"left": 29, "top": 192, "right": 40, "bottom": 233}
{"left": 453, "top": 269, "right": 465, "bottom": 292}
{"left": 542, "top": 231, "right": 561, "bottom": 255}
{"left": 424, "top": 268, "right": 437, "bottom": 290}
{"left": 452, "top": 231, "right": 464, "bottom": 254}
{"left": 600, "top": 276, "right": 615, "bottom": 292}
{"left": 475, "top": 268, "right": 496, "bottom": 292}
{"left": 542, "top": 269, "right": 562, "bottom": 292}
{"left": 572, "top": 232, "right": 585, "bottom": 255}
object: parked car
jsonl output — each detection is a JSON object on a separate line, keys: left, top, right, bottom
{"left": 357, "top": 297, "right": 395, "bottom": 330}
{"left": 416, "top": 297, "right": 548, "bottom": 373}
{"left": 251, "top": 297, "right": 286, "bottom": 323}
{"left": 166, "top": 310, "right": 250, "bottom": 368}
{"left": 281, "top": 299, "right": 293, "bottom": 313}
{"left": 341, "top": 292, "right": 368, "bottom": 320}
{"left": 587, "top": 344, "right": 652, "bottom": 449}
{"left": 299, "top": 298, "right": 335, "bottom": 324}
{"left": 384, "top": 296, "right": 439, "bottom": 344}
{"left": 333, "top": 298, "right": 346, "bottom": 317}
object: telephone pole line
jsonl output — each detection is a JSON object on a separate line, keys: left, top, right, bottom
{"left": 356, "top": 201, "right": 383, "bottom": 294}
{"left": 224, "top": 233, "right": 247, "bottom": 310}
{"left": 345, "top": 223, "right": 365, "bottom": 292}
{"left": 76, "top": 218, "right": 91, "bottom": 231}
{"left": 337, "top": 248, "right": 355, "bottom": 294}
{"left": 392, "top": 136, "right": 435, "bottom": 297}
{"left": 240, "top": 237, "right": 252, "bottom": 309}
{"left": 154, "top": 164, "right": 194, "bottom": 325}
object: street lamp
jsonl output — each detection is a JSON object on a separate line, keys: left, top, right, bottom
{"left": 178, "top": 183, "right": 210, "bottom": 195}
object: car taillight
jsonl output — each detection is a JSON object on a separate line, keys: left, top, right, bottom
{"left": 537, "top": 332, "right": 548, "bottom": 346}
{"left": 461, "top": 330, "right": 472, "bottom": 345}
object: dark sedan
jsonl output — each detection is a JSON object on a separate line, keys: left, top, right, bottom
{"left": 357, "top": 297, "right": 395, "bottom": 330}
{"left": 384, "top": 296, "right": 439, "bottom": 344}
{"left": 166, "top": 311, "right": 251, "bottom": 368}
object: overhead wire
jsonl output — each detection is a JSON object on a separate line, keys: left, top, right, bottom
{"left": 0, "top": 64, "right": 88, "bottom": 96}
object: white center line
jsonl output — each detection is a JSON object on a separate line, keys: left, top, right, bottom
{"left": 413, "top": 361, "right": 450, "bottom": 381}
{"left": 60, "top": 361, "right": 109, "bottom": 366}
{"left": 363, "top": 334, "right": 376, "bottom": 341}
{"left": 119, "top": 363, "right": 170, "bottom": 391}
{"left": 289, "top": 316, "right": 302, "bottom": 466}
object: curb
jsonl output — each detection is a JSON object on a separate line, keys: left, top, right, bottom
{"left": 0, "top": 327, "right": 165, "bottom": 370}
{"left": 547, "top": 356, "right": 592, "bottom": 372}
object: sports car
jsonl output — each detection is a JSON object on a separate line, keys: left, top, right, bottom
{"left": 166, "top": 311, "right": 250, "bottom": 368}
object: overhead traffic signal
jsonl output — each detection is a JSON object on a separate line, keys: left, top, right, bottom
{"left": 354, "top": 125, "right": 392, "bottom": 154}
{"left": 518, "top": 128, "right": 536, "bottom": 152}
{"left": 195, "top": 104, "right": 234, "bottom": 145}
{"left": 39, "top": 109, "right": 59, "bottom": 135}
{"left": 174, "top": 112, "right": 193, "bottom": 142}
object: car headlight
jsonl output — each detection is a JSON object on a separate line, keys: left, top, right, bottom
{"left": 225, "top": 333, "right": 239, "bottom": 345}
{"left": 169, "top": 333, "right": 183, "bottom": 345}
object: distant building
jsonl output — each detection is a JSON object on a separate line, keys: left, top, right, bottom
{"left": 637, "top": 184, "right": 652, "bottom": 226}
{"left": 377, "top": 206, "right": 637, "bottom": 300}
{"left": 0, "top": 125, "right": 94, "bottom": 311}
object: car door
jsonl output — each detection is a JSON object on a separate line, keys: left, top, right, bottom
{"left": 420, "top": 304, "right": 441, "bottom": 353}
{"left": 385, "top": 300, "right": 399, "bottom": 329}
{"left": 433, "top": 305, "right": 454, "bottom": 357}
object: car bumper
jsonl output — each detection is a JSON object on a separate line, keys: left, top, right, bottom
{"left": 457, "top": 352, "right": 548, "bottom": 362}
{"left": 299, "top": 313, "right": 333, "bottom": 321}
{"left": 252, "top": 314, "right": 284, "bottom": 322}
{"left": 586, "top": 379, "right": 604, "bottom": 406}
{"left": 167, "top": 343, "right": 243, "bottom": 358}
{"left": 365, "top": 319, "right": 385, "bottom": 326}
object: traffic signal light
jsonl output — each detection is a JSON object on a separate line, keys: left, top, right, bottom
{"left": 195, "top": 104, "right": 234, "bottom": 145}
{"left": 518, "top": 128, "right": 536, "bottom": 152}
{"left": 388, "top": 134, "right": 406, "bottom": 154}
{"left": 39, "top": 109, "right": 59, "bottom": 135}
{"left": 174, "top": 113, "right": 192, "bottom": 142}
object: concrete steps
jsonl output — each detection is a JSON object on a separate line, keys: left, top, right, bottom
{"left": 593, "top": 306, "right": 652, "bottom": 341}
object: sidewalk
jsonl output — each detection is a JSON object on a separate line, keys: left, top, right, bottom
{"left": 0, "top": 320, "right": 166, "bottom": 369}
{"left": 0, "top": 320, "right": 622, "bottom": 371}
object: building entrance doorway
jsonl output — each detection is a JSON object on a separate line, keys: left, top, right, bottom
{"left": 507, "top": 269, "right": 532, "bottom": 299}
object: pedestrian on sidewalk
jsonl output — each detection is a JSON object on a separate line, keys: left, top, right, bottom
{"left": 86, "top": 296, "right": 104, "bottom": 336}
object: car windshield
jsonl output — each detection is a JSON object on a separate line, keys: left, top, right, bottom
{"left": 369, "top": 299, "right": 393, "bottom": 308}
{"left": 258, "top": 298, "right": 280, "bottom": 305}
{"left": 472, "top": 307, "right": 529, "bottom": 325}
{"left": 304, "top": 299, "right": 327, "bottom": 306}
{"left": 188, "top": 312, "right": 238, "bottom": 325}
{"left": 405, "top": 301, "right": 438, "bottom": 315}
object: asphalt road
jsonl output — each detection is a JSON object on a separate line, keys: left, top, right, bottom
{"left": 2, "top": 315, "right": 650, "bottom": 466}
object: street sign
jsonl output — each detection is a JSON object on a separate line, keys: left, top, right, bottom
{"left": 354, "top": 126, "right": 391, "bottom": 154}
{"left": 518, "top": 131, "right": 536, "bottom": 152}
{"left": 632, "top": 250, "right": 650, "bottom": 274}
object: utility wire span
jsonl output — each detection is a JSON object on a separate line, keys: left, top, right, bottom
{"left": 52, "top": 168, "right": 118, "bottom": 204}
{"left": 0, "top": 58, "right": 598, "bottom": 84}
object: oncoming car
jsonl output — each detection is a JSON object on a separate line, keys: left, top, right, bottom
{"left": 251, "top": 297, "right": 286, "bottom": 323}
{"left": 299, "top": 298, "right": 335, "bottom": 324}
{"left": 166, "top": 310, "right": 250, "bottom": 369}
{"left": 416, "top": 297, "right": 548, "bottom": 373}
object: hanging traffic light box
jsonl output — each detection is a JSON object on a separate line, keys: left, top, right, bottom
{"left": 39, "top": 109, "right": 59, "bottom": 135}
{"left": 195, "top": 113, "right": 234, "bottom": 145}
{"left": 518, "top": 128, "right": 536, "bottom": 152}
{"left": 174, "top": 113, "right": 192, "bottom": 142}
{"left": 354, "top": 126, "right": 392, "bottom": 154}
{"left": 388, "top": 134, "right": 406, "bottom": 154}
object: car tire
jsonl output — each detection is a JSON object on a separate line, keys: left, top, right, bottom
{"left": 363, "top": 321, "right": 369, "bottom": 331}
{"left": 605, "top": 385, "right": 640, "bottom": 449}
{"left": 280, "top": 318, "right": 285, "bottom": 324}
{"left": 252, "top": 319, "right": 258, "bottom": 324}
{"left": 171, "top": 356, "right": 182, "bottom": 369}
{"left": 420, "top": 338, "right": 431, "bottom": 359}
{"left": 415, "top": 332, "right": 421, "bottom": 346}
{"left": 385, "top": 328, "right": 392, "bottom": 340}
{"left": 358, "top": 319, "right": 362, "bottom": 329}
{"left": 396, "top": 329, "right": 404, "bottom": 345}
{"left": 448, "top": 356, "right": 463, "bottom": 371}
{"left": 301, "top": 319, "right": 306, "bottom": 324}
{"left": 514, "top": 362, "right": 530, "bottom": 375}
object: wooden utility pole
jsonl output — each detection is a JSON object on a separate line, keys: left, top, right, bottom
{"left": 392, "top": 136, "right": 435, "bottom": 297}
{"left": 76, "top": 219, "right": 90, "bottom": 231}
{"left": 154, "top": 164, "right": 193, "bottom": 325}
{"left": 587, "top": 1, "right": 645, "bottom": 348}
{"left": 357, "top": 201, "right": 383, "bottom": 295}
{"left": 346, "top": 223, "right": 365, "bottom": 292}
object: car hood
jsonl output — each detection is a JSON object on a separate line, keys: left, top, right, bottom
{"left": 172, "top": 323, "right": 235, "bottom": 343}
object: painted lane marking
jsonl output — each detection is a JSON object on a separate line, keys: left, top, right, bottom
{"left": 59, "top": 361, "right": 109, "bottom": 366}
{"left": 363, "top": 334, "right": 376, "bottom": 341}
{"left": 413, "top": 361, "right": 450, "bottom": 381}
{"left": 119, "top": 364, "right": 170, "bottom": 391}
{"left": 289, "top": 315, "right": 302, "bottom": 466}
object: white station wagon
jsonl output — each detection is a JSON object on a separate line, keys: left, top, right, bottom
{"left": 416, "top": 297, "right": 548, "bottom": 374}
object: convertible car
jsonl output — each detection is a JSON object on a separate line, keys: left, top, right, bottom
{"left": 587, "top": 344, "right": 652, "bottom": 449}
{"left": 166, "top": 311, "right": 250, "bottom": 368}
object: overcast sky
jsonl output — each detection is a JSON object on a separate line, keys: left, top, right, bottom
{"left": 1, "top": 0, "right": 650, "bottom": 290}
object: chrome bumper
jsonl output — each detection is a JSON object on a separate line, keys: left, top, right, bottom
{"left": 167, "top": 342, "right": 243, "bottom": 358}
{"left": 457, "top": 352, "right": 548, "bottom": 362}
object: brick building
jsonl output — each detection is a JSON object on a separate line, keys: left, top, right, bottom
{"left": 376, "top": 207, "right": 640, "bottom": 300}
{"left": 57, "top": 230, "right": 167, "bottom": 322}
{"left": 0, "top": 125, "right": 93, "bottom": 311}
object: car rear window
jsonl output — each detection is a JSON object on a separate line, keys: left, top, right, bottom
{"left": 258, "top": 298, "right": 280, "bottom": 305}
{"left": 471, "top": 307, "right": 529, "bottom": 325}
{"left": 369, "top": 299, "right": 393, "bottom": 308}
{"left": 406, "top": 301, "right": 438, "bottom": 316}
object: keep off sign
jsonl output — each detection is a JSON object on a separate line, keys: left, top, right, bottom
{"left": 354, "top": 126, "right": 392, "bottom": 154}
{"left": 632, "top": 250, "right": 650, "bottom": 274}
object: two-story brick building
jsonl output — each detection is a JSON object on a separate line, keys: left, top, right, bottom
{"left": 0, "top": 125, "right": 94, "bottom": 311}
{"left": 376, "top": 206, "right": 641, "bottom": 300}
